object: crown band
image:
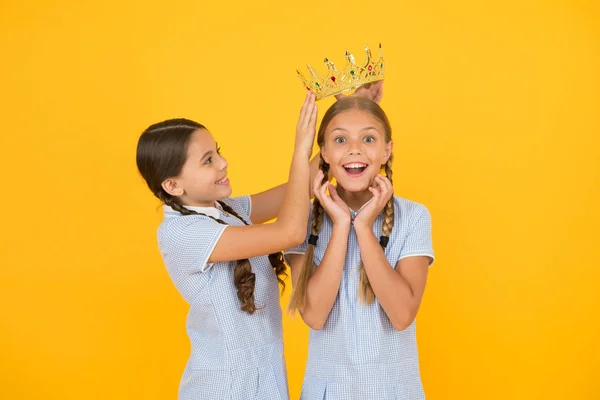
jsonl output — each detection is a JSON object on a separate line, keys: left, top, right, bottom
{"left": 297, "top": 43, "right": 385, "bottom": 100}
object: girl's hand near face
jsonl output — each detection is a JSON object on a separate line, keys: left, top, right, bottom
{"left": 352, "top": 174, "right": 393, "bottom": 230}
{"left": 312, "top": 170, "right": 351, "bottom": 227}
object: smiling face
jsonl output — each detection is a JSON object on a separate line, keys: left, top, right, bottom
{"left": 320, "top": 107, "right": 393, "bottom": 193}
{"left": 161, "top": 128, "right": 232, "bottom": 207}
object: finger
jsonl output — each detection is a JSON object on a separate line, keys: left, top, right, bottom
{"left": 370, "top": 175, "right": 382, "bottom": 189}
{"left": 308, "top": 103, "right": 318, "bottom": 130}
{"left": 381, "top": 174, "right": 392, "bottom": 191}
{"left": 318, "top": 180, "right": 334, "bottom": 207}
{"left": 304, "top": 93, "right": 316, "bottom": 127}
{"left": 368, "top": 186, "right": 380, "bottom": 202}
{"left": 375, "top": 175, "right": 392, "bottom": 202}
{"left": 313, "top": 185, "right": 324, "bottom": 204}
{"left": 298, "top": 91, "right": 310, "bottom": 124}
{"left": 312, "top": 170, "right": 324, "bottom": 195}
{"left": 371, "top": 179, "right": 383, "bottom": 197}
{"left": 313, "top": 180, "right": 326, "bottom": 204}
{"left": 374, "top": 82, "right": 383, "bottom": 104}
{"left": 381, "top": 175, "right": 393, "bottom": 200}
{"left": 375, "top": 174, "right": 387, "bottom": 190}
{"left": 373, "top": 176, "right": 386, "bottom": 199}
{"left": 328, "top": 184, "right": 340, "bottom": 201}
{"left": 304, "top": 94, "right": 316, "bottom": 127}
{"left": 320, "top": 179, "right": 330, "bottom": 199}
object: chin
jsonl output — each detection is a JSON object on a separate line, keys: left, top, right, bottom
{"left": 337, "top": 179, "right": 371, "bottom": 193}
{"left": 222, "top": 187, "right": 233, "bottom": 198}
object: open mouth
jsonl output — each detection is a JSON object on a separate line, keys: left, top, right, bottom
{"left": 215, "top": 176, "right": 229, "bottom": 185}
{"left": 343, "top": 162, "right": 368, "bottom": 176}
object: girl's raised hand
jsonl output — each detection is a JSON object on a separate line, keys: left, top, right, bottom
{"left": 352, "top": 174, "right": 393, "bottom": 229}
{"left": 295, "top": 91, "right": 318, "bottom": 157}
{"left": 313, "top": 170, "right": 351, "bottom": 226}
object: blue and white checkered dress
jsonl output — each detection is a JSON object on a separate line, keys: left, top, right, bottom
{"left": 286, "top": 196, "right": 434, "bottom": 400}
{"left": 158, "top": 196, "right": 289, "bottom": 400}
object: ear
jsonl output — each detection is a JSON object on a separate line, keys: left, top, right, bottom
{"left": 161, "top": 178, "right": 184, "bottom": 197}
{"left": 321, "top": 146, "right": 330, "bottom": 164}
{"left": 382, "top": 140, "right": 393, "bottom": 164}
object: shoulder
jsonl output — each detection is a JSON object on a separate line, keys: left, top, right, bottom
{"left": 158, "top": 214, "right": 223, "bottom": 246}
{"left": 392, "top": 196, "right": 431, "bottom": 227}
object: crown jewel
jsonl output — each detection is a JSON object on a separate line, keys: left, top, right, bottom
{"left": 297, "top": 44, "right": 384, "bottom": 100}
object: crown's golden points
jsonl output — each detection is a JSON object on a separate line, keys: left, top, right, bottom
{"left": 297, "top": 43, "right": 384, "bottom": 100}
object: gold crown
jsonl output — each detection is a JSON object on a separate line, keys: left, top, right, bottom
{"left": 297, "top": 44, "right": 384, "bottom": 100}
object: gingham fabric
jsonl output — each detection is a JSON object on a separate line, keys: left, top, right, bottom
{"left": 158, "top": 196, "right": 289, "bottom": 400}
{"left": 285, "top": 196, "right": 434, "bottom": 400}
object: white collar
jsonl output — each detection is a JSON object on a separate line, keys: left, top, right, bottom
{"left": 348, "top": 197, "right": 373, "bottom": 214}
{"left": 163, "top": 202, "right": 222, "bottom": 219}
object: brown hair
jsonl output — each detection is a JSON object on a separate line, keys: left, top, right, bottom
{"left": 136, "top": 118, "right": 286, "bottom": 314}
{"left": 288, "top": 97, "right": 394, "bottom": 312}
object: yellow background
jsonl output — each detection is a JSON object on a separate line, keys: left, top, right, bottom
{"left": 1, "top": 0, "right": 599, "bottom": 399}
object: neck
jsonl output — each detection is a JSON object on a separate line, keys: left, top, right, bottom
{"left": 336, "top": 186, "right": 374, "bottom": 211}
{"left": 178, "top": 195, "right": 219, "bottom": 208}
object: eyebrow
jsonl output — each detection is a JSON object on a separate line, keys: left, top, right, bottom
{"left": 329, "top": 126, "right": 380, "bottom": 133}
{"left": 200, "top": 142, "right": 219, "bottom": 160}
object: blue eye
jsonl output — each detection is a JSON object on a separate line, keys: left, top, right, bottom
{"left": 364, "top": 136, "right": 375, "bottom": 143}
{"left": 204, "top": 157, "right": 212, "bottom": 165}
{"left": 334, "top": 137, "right": 346, "bottom": 144}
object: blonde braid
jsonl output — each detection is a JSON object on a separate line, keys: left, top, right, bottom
{"left": 382, "top": 155, "right": 395, "bottom": 238}
{"left": 287, "top": 159, "right": 329, "bottom": 314}
{"left": 359, "top": 155, "right": 395, "bottom": 305}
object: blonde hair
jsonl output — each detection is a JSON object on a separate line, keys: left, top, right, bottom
{"left": 288, "top": 97, "right": 394, "bottom": 312}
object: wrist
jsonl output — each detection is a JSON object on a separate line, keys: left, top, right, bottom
{"left": 353, "top": 221, "right": 374, "bottom": 235}
{"left": 332, "top": 219, "right": 351, "bottom": 231}
{"left": 294, "top": 142, "right": 313, "bottom": 159}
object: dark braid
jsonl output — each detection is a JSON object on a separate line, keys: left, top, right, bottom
{"left": 217, "top": 201, "right": 288, "bottom": 293}
{"left": 164, "top": 195, "right": 258, "bottom": 314}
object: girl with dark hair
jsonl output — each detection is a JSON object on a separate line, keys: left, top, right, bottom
{"left": 136, "top": 93, "right": 317, "bottom": 399}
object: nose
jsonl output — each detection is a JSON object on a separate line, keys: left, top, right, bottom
{"left": 218, "top": 154, "right": 228, "bottom": 170}
{"left": 348, "top": 142, "right": 363, "bottom": 155}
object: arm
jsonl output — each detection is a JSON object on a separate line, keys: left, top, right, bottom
{"left": 352, "top": 175, "right": 432, "bottom": 330}
{"left": 288, "top": 221, "right": 350, "bottom": 330}
{"left": 354, "top": 224, "right": 430, "bottom": 331}
{"left": 249, "top": 154, "right": 322, "bottom": 224}
{"left": 289, "top": 175, "right": 352, "bottom": 330}
{"left": 209, "top": 93, "right": 317, "bottom": 262}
